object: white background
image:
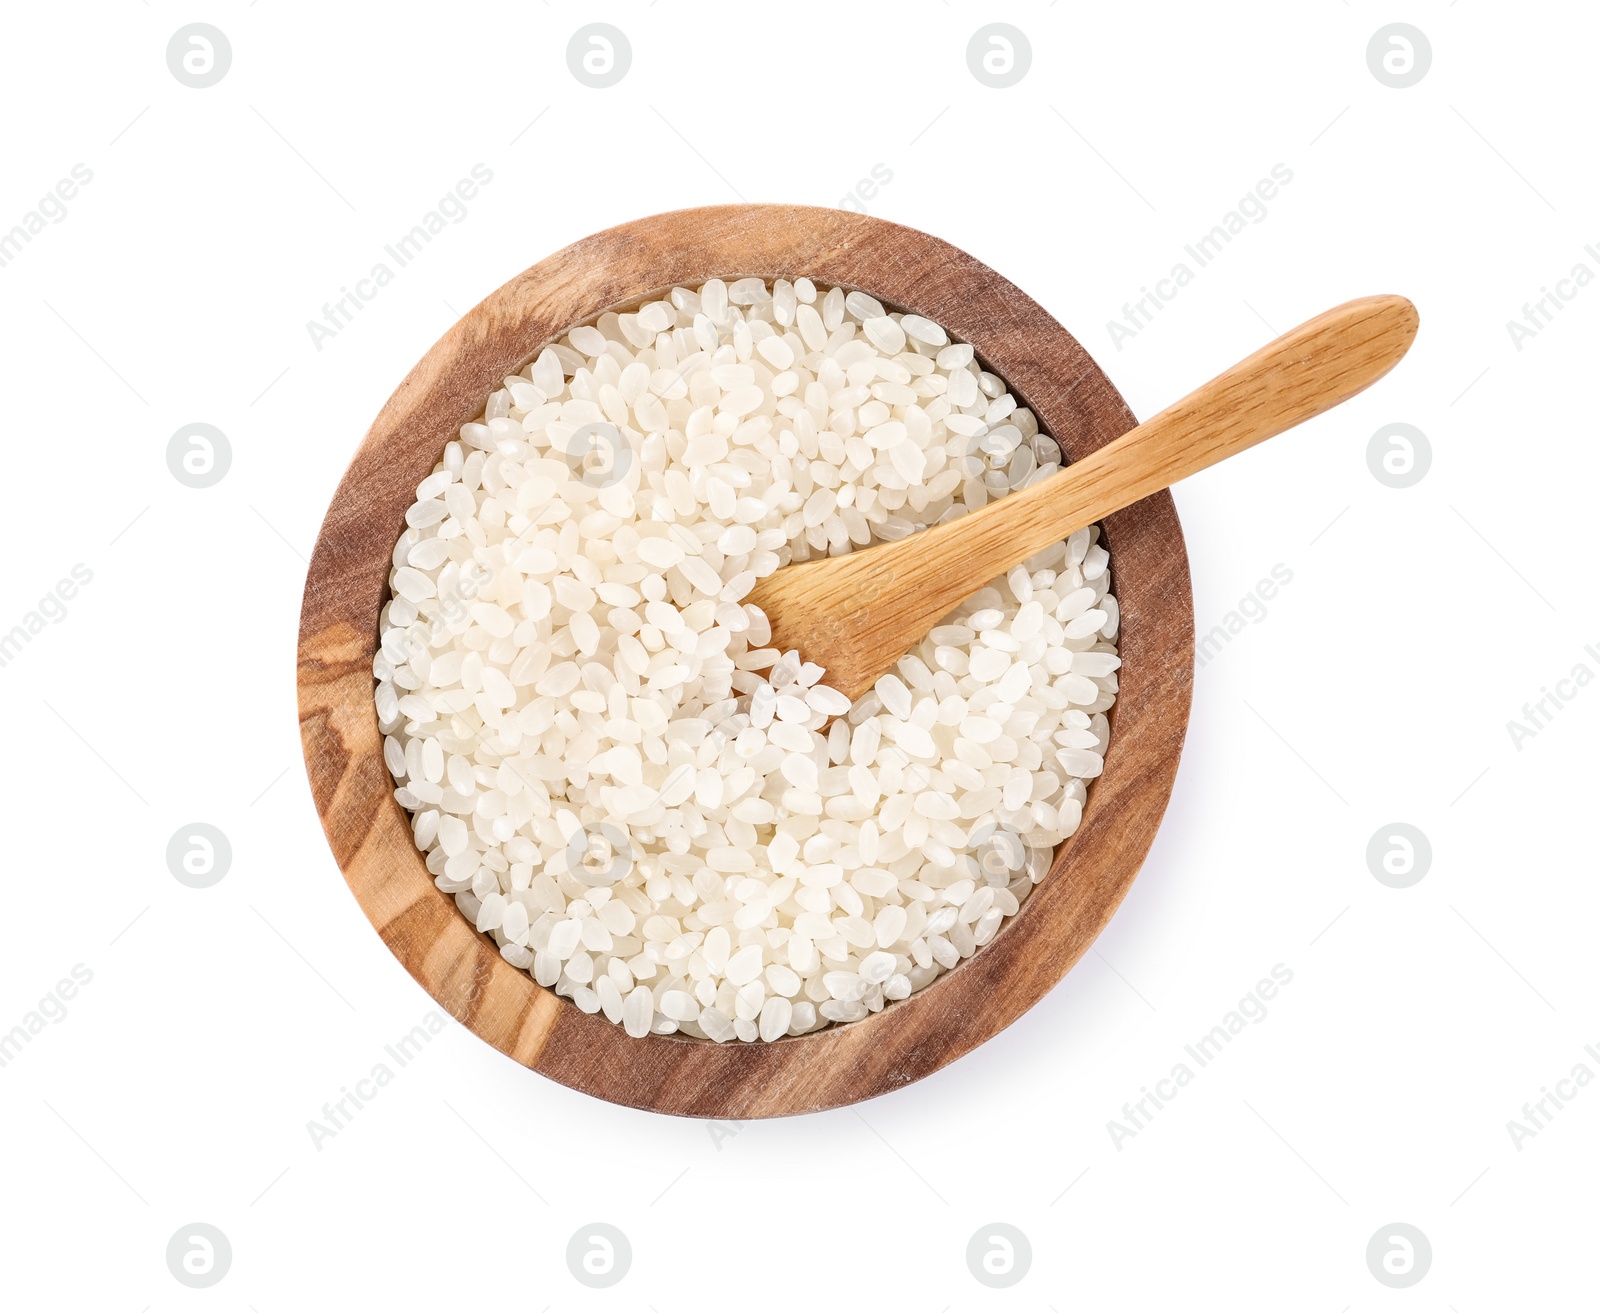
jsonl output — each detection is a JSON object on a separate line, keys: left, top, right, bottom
{"left": 1, "top": 2, "right": 1595, "bottom": 1307}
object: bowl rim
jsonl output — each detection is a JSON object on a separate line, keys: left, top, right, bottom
{"left": 296, "top": 203, "right": 1194, "bottom": 1118}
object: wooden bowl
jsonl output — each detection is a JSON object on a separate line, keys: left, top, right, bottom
{"left": 297, "top": 204, "right": 1193, "bottom": 1118}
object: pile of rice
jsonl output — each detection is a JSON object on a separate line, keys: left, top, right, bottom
{"left": 374, "top": 277, "right": 1119, "bottom": 1042}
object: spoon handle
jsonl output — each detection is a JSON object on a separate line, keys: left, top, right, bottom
{"left": 929, "top": 293, "right": 1419, "bottom": 591}
{"left": 753, "top": 294, "right": 1417, "bottom": 701}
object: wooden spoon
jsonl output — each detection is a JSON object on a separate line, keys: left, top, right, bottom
{"left": 749, "top": 294, "right": 1418, "bottom": 701}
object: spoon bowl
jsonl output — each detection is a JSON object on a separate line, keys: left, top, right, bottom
{"left": 297, "top": 204, "right": 1194, "bottom": 1117}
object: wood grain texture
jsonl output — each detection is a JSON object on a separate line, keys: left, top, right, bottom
{"left": 752, "top": 295, "right": 1416, "bottom": 702}
{"left": 297, "top": 204, "right": 1195, "bottom": 1118}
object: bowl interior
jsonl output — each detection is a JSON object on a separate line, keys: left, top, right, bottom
{"left": 297, "top": 204, "right": 1193, "bottom": 1117}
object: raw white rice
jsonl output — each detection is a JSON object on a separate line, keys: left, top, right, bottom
{"left": 374, "top": 277, "right": 1120, "bottom": 1042}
